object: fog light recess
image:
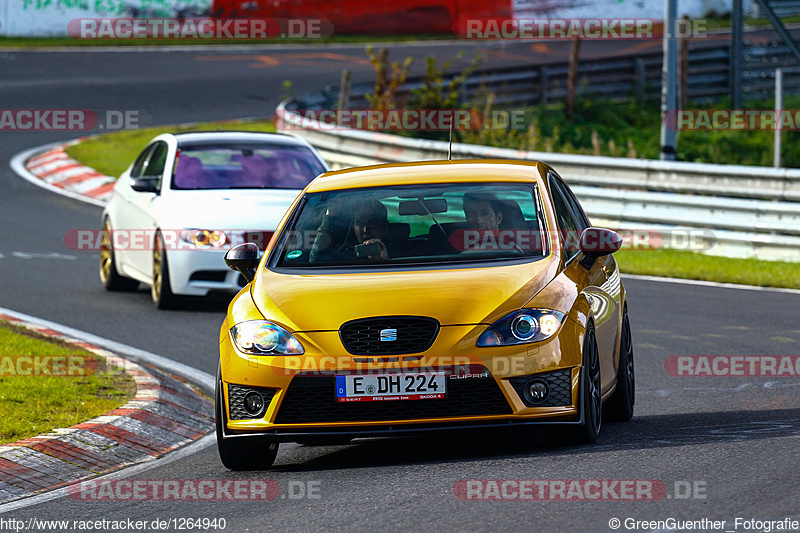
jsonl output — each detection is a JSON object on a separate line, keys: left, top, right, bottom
{"left": 243, "top": 391, "right": 265, "bottom": 416}
{"left": 523, "top": 380, "right": 549, "bottom": 405}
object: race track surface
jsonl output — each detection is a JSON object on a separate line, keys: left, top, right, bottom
{"left": 1, "top": 42, "right": 799, "bottom": 532}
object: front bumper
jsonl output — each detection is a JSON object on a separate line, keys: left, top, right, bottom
{"left": 219, "top": 319, "right": 586, "bottom": 441}
{"left": 167, "top": 248, "right": 244, "bottom": 296}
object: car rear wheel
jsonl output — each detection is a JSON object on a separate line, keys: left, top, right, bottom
{"left": 100, "top": 220, "right": 139, "bottom": 291}
{"left": 215, "top": 371, "right": 279, "bottom": 471}
{"left": 151, "top": 232, "right": 179, "bottom": 309}
{"left": 604, "top": 307, "right": 635, "bottom": 422}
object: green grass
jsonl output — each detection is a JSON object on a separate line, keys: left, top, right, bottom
{"left": 615, "top": 248, "right": 800, "bottom": 289}
{"left": 455, "top": 96, "right": 800, "bottom": 167}
{"left": 64, "top": 118, "right": 276, "bottom": 178}
{"left": 0, "top": 34, "right": 448, "bottom": 48}
{"left": 0, "top": 322, "right": 135, "bottom": 445}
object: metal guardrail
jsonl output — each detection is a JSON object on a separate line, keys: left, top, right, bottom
{"left": 277, "top": 101, "right": 800, "bottom": 261}
{"left": 337, "top": 42, "right": 798, "bottom": 109}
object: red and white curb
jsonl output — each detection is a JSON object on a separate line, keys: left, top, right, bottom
{"left": 0, "top": 312, "right": 214, "bottom": 505}
{"left": 23, "top": 141, "right": 116, "bottom": 204}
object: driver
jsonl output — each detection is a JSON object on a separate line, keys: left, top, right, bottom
{"left": 310, "top": 197, "right": 392, "bottom": 262}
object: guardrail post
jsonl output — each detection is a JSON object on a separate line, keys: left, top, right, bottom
{"left": 338, "top": 69, "right": 351, "bottom": 110}
{"left": 566, "top": 38, "right": 582, "bottom": 119}
{"left": 660, "top": 0, "right": 679, "bottom": 161}
{"left": 679, "top": 16, "right": 690, "bottom": 109}
{"left": 635, "top": 58, "right": 646, "bottom": 102}
{"left": 774, "top": 67, "right": 783, "bottom": 168}
{"left": 731, "top": 0, "right": 743, "bottom": 108}
{"left": 538, "top": 66, "right": 548, "bottom": 106}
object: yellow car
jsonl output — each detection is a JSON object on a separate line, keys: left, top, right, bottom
{"left": 216, "top": 160, "right": 634, "bottom": 470}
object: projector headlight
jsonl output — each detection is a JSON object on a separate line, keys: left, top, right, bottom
{"left": 230, "top": 321, "right": 304, "bottom": 355}
{"left": 477, "top": 309, "right": 565, "bottom": 347}
{"left": 181, "top": 229, "right": 228, "bottom": 248}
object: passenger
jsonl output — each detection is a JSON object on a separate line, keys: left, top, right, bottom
{"left": 463, "top": 192, "right": 504, "bottom": 231}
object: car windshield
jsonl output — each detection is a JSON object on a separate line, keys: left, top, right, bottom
{"left": 171, "top": 143, "right": 326, "bottom": 190}
{"left": 273, "top": 183, "right": 546, "bottom": 267}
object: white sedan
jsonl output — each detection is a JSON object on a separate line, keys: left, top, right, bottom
{"left": 100, "top": 131, "right": 329, "bottom": 308}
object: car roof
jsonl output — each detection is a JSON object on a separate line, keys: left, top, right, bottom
{"left": 304, "top": 159, "right": 548, "bottom": 193}
{"left": 173, "top": 131, "right": 311, "bottom": 147}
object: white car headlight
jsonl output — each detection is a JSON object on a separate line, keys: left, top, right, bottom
{"left": 230, "top": 321, "right": 304, "bottom": 355}
{"left": 181, "top": 229, "right": 228, "bottom": 248}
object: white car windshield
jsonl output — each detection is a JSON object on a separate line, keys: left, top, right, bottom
{"left": 273, "top": 183, "right": 547, "bottom": 267}
{"left": 171, "top": 143, "right": 326, "bottom": 190}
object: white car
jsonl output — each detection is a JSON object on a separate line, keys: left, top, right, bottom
{"left": 100, "top": 131, "right": 329, "bottom": 308}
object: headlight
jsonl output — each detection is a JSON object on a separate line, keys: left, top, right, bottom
{"left": 477, "top": 309, "right": 565, "bottom": 347}
{"left": 181, "top": 229, "right": 228, "bottom": 248}
{"left": 230, "top": 321, "right": 304, "bottom": 355}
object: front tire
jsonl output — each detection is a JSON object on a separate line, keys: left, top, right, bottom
{"left": 151, "top": 231, "right": 179, "bottom": 309}
{"left": 100, "top": 220, "right": 139, "bottom": 291}
{"left": 604, "top": 308, "right": 635, "bottom": 422}
{"left": 572, "top": 323, "right": 603, "bottom": 444}
{"left": 215, "top": 371, "right": 279, "bottom": 471}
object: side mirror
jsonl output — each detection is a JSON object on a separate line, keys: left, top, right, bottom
{"left": 578, "top": 227, "right": 622, "bottom": 269}
{"left": 225, "top": 243, "right": 261, "bottom": 283}
{"left": 130, "top": 177, "right": 159, "bottom": 193}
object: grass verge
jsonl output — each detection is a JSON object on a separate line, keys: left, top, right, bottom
{"left": 615, "top": 248, "right": 800, "bottom": 289}
{"left": 64, "top": 118, "right": 276, "bottom": 178}
{"left": 0, "top": 321, "right": 136, "bottom": 445}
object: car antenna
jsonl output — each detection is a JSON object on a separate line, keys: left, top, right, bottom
{"left": 447, "top": 116, "right": 453, "bottom": 161}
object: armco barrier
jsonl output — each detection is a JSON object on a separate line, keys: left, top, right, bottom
{"left": 276, "top": 100, "right": 800, "bottom": 262}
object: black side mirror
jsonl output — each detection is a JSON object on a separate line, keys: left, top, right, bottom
{"left": 130, "top": 177, "right": 159, "bottom": 193}
{"left": 225, "top": 243, "right": 262, "bottom": 283}
{"left": 578, "top": 227, "right": 622, "bottom": 269}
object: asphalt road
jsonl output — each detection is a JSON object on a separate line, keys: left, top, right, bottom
{"left": 1, "top": 42, "right": 799, "bottom": 533}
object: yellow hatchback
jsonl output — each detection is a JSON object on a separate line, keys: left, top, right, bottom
{"left": 216, "top": 160, "right": 634, "bottom": 470}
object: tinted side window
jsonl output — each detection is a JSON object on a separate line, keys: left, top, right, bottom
{"left": 550, "top": 172, "right": 590, "bottom": 230}
{"left": 143, "top": 142, "right": 168, "bottom": 177}
{"left": 548, "top": 175, "right": 582, "bottom": 257}
{"left": 130, "top": 145, "right": 154, "bottom": 178}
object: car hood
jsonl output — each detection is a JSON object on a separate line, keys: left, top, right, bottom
{"left": 157, "top": 190, "right": 301, "bottom": 230}
{"left": 251, "top": 256, "right": 561, "bottom": 331}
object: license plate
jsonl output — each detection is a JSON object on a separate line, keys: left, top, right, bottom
{"left": 335, "top": 372, "right": 446, "bottom": 402}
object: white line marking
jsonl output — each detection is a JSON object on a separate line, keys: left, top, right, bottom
{"left": 621, "top": 273, "right": 800, "bottom": 295}
{"left": 11, "top": 252, "right": 76, "bottom": 260}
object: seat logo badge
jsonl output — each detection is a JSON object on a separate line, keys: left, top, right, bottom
{"left": 380, "top": 328, "right": 397, "bottom": 342}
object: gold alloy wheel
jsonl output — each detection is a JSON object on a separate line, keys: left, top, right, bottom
{"left": 100, "top": 221, "right": 113, "bottom": 284}
{"left": 152, "top": 236, "right": 162, "bottom": 302}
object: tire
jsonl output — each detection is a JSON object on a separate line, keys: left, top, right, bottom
{"left": 151, "top": 232, "right": 180, "bottom": 309}
{"left": 215, "top": 371, "right": 279, "bottom": 471}
{"left": 571, "top": 323, "right": 603, "bottom": 444}
{"left": 99, "top": 220, "right": 139, "bottom": 291}
{"left": 604, "top": 308, "right": 635, "bottom": 422}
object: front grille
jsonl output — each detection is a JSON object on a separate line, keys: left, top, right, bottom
{"left": 275, "top": 369, "right": 512, "bottom": 424}
{"left": 508, "top": 369, "right": 573, "bottom": 408}
{"left": 228, "top": 384, "right": 277, "bottom": 420}
{"left": 339, "top": 316, "right": 439, "bottom": 356}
